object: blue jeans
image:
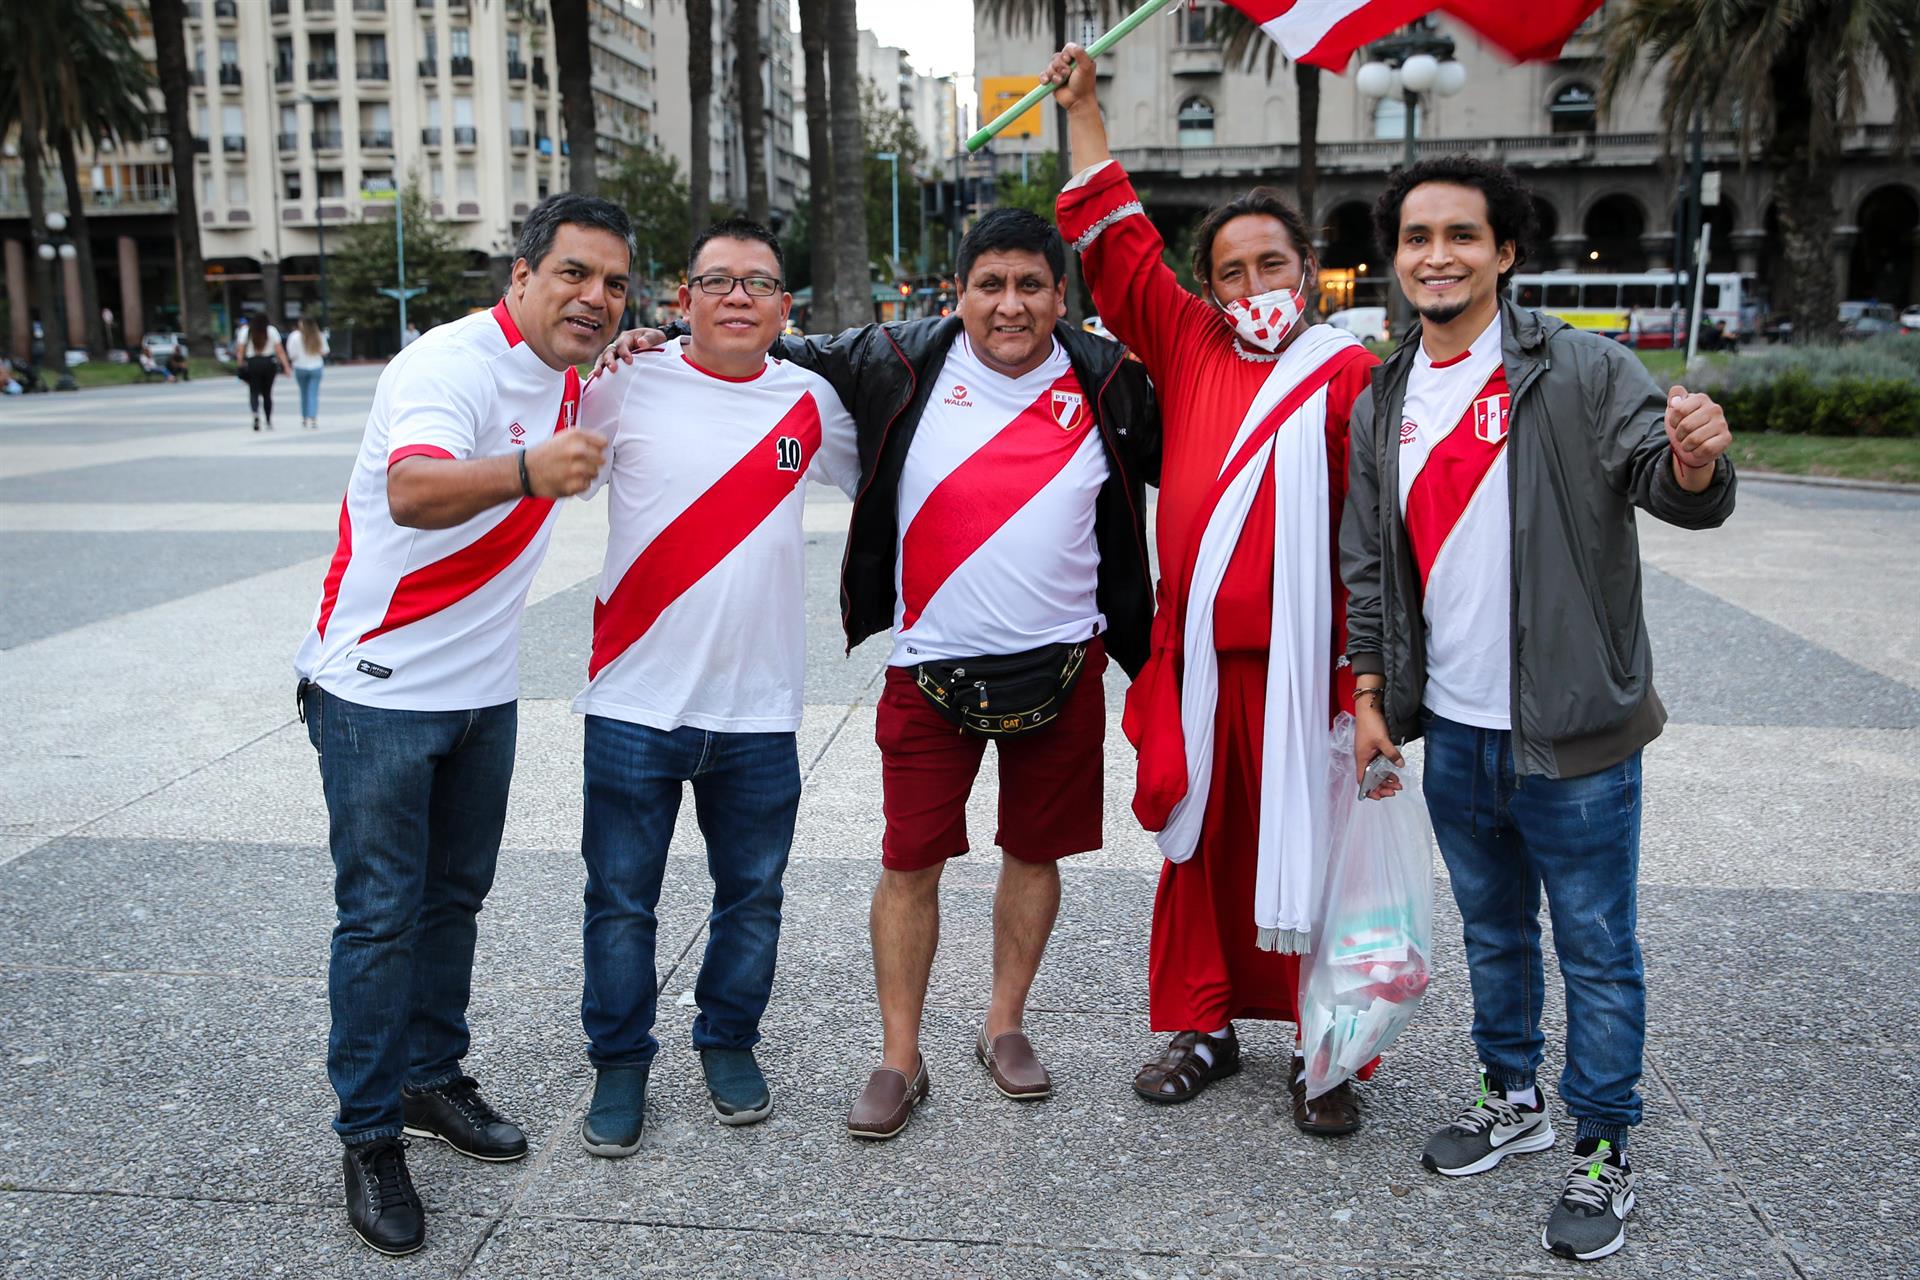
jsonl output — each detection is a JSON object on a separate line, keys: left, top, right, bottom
{"left": 1420, "top": 711, "right": 1645, "bottom": 1151}
{"left": 580, "top": 716, "right": 801, "bottom": 1069}
{"left": 294, "top": 365, "right": 322, "bottom": 418}
{"left": 303, "top": 684, "right": 516, "bottom": 1144}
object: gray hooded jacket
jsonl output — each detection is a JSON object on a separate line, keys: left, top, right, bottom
{"left": 1340, "top": 297, "right": 1737, "bottom": 779}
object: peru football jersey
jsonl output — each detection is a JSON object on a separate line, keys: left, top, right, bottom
{"left": 1397, "top": 314, "right": 1512, "bottom": 729}
{"left": 572, "top": 337, "right": 859, "bottom": 733}
{"left": 890, "top": 335, "right": 1110, "bottom": 666}
{"left": 295, "top": 302, "right": 578, "bottom": 711}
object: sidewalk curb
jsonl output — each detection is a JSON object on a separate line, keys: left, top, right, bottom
{"left": 1741, "top": 470, "right": 1920, "bottom": 496}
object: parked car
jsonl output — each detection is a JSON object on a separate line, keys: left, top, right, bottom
{"left": 1840, "top": 301, "right": 1899, "bottom": 342}
{"left": 1618, "top": 310, "right": 1680, "bottom": 350}
{"left": 141, "top": 331, "right": 187, "bottom": 361}
{"left": 1326, "top": 306, "right": 1388, "bottom": 343}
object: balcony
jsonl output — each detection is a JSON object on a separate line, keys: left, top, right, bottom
{"left": 531, "top": 60, "right": 548, "bottom": 89}
{"left": 509, "top": 128, "right": 530, "bottom": 147}
{"left": 1169, "top": 46, "right": 1224, "bottom": 76}
{"left": 352, "top": 0, "right": 387, "bottom": 11}
{"left": 270, "top": 0, "right": 290, "bottom": 16}
{"left": 189, "top": 69, "right": 206, "bottom": 87}
{"left": 274, "top": 63, "right": 295, "bottom": 84}
{"left": 534, "top": 133, "right": 551, "bottom": 154}
{"left": 308, "top": 60, "right": 340, "bottom": 82}
{"left": 305, "top": 0, "right": 336, "bottom": 14}
{"left": 361, "top": 129, "right": 394, "bottom": 150}
{"left": 184, "top": 0, "right": 202, "bottom": 19}
{"left": 450, "top": 56, "right": 474, "bottom": 77}
{"left": 356, "top": 60, "right": 389, "bottom": 81}
{"left": 214, "top": 0, "right": 237, "bottom": 18}
{"left": 278, "top": 131, "right": 298, "bottom": 151}
{"left": 417, "top": 58, "right": 437, "bottom": 77}
{"left": 0, "top": 182, "right": 176, "bottom": 217}
{"left": 311, "top": 129, "right": 344, "bottom": 150}
{"left": 219, "top": 65, "right": 243, "bottom": 87}
{"left": 420, "top": 126, "right": 442, "bottom": 145}
{"left": 192, "top": 136, "right": 211, "bottom": 154}
{"left": 453, "top": 126, "right": 476, "bottom": 146}
{"left": 506, "top": 58, "right": 527, "bottom": 80}
{"left": 222, "top": 134, "right": 246, "bottom": 153}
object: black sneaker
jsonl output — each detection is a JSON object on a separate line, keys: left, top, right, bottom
{"left": 402, "top": 1076, "right": 528, "bottom": 1162}
{"left": 1543, "top": 1138, "right": 1636, "bottom": 1260}
{"left": 342, "top": 1137, "right": 424, "bottom": 1256}
{"left": 1422, "top": 1071, "right": 1555, "bottom": 1176}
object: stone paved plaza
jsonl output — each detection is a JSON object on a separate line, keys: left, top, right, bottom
{"left": 2, "top": 367, "right": 1917, "bottom": 1279}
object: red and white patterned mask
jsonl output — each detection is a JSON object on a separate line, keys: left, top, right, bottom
{"left": 1216, "top": 284, "right": 1307, "bottom": 353}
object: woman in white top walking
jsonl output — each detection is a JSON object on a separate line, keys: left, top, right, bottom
{"left": 235, "top": 312, "right": 294, "bottom": 431}
{"left": 287, "top": 314, "right": 330, "bottom": 429}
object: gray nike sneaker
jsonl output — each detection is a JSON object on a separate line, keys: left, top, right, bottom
{"left": 1421, "top": 1071, "right": 1556, "bottom": 1177}
{"left": 1543, "top": 1139, "right": 1636, "bottom": 1261}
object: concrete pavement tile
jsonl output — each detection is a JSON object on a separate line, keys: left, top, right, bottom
{"left": 1638, "top": 725, "right": 1920, "bottom": 892}
{"left": 1647, "top": 1037, "right": 1916, "bottom": 1278}
{"left": 0, "top": 970, "right": 586, "bottom": 1217}
{"left": 0, "top": 1192, "right": 491, "bottom": 1279}
{"left": 0, "top": 454, "right": 360, "bottom": 505}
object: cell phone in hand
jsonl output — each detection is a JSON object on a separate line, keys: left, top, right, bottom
{"left": 1359, "top": 753, "right": 1400, "bottom": 800}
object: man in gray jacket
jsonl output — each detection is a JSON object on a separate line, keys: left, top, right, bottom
{"left": 1340, "top": 156, "right": 1734, "bottom": 1264}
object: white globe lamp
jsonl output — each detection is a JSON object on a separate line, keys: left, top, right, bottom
{"left": 1399, "top": 53, "right": 1439, "bottom": 93}
{"left": 1355, "top": 60, "right": 1393, "bottom": 98}
{"left": 46, "top": 211, "right": 67, "bottom": 233}
{"left": 1435, "top": 59, "right": 1468, "bottom": 97}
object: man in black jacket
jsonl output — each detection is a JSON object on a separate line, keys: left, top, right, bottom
{"left": 608, "top": 209, "right": 1157, "bottom": 1141}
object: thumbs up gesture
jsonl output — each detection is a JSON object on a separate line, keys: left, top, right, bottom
{"left": 1664, "top": 385, "right": 1731, "bottom": 492}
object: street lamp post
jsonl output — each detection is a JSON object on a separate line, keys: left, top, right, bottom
{"left": 1357, "top": 23, "right": 1467, "bottom": 332}
{"left": 875, "top": 150, "right": 901, "bottom": 278}
{"left": 36, "top": 212, "right": 79, "bottom": 391}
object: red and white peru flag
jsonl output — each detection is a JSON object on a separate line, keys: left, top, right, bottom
{"left": 1220, "top": 0, "right": 1604, "bottom": 70}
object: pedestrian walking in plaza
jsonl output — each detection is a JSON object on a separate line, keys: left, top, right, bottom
{"left": 1341, "top": 156, "right": 1736, "bottom": 1262}
{"left": 235, "top": 312, "right": 292, "bottom": 431}
{"left": 293, "top": 193, "right": 630, "bottom": 1257}
{"left": 572, "top": 218, "right": 860, "bottom": 1155}
{"left": 287, "top": 313, "right": 329, "bottom": 429}
{"left": 1047, "top": 44, "right": 1380, "bottom": 1135}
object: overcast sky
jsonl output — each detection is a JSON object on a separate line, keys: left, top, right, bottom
{"left": 854, "top": 0, "right": 977, "bottom": 80}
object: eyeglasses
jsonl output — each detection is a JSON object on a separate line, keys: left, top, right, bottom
{"left": 689, "top": 273, "right": 782, "bottom": 298}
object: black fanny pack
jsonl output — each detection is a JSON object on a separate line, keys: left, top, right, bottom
{"left": 913, "top": 641, "right": 1088, "bottom": 737}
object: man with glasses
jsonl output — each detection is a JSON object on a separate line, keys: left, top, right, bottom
{"left": 569, "top": 217, "right": 859, "bottom": 1155}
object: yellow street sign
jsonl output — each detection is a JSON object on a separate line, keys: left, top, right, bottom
{"left": 978, "top": 76, "right": 1046, "bottom": 140}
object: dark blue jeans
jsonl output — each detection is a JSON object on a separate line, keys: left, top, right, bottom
{"left": 303, "top": 684, "right": 516, "bottom": 1144}
{"left": 580, "top": 716, "right": 801, "bottom": 1070}
{"left": 1421, "top": 711, "right": 1645, "bottom": 1151}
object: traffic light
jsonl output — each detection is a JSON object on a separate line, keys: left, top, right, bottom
{"left": 898, "top": 281, "right": 911, "bottom": 298}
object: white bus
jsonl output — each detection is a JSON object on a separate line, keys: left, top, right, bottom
{"left": 1510, "top": 272, "right": 1763, "bottom": 339}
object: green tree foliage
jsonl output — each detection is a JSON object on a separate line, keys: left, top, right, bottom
{"left": 326, "top": 184, "right": 476, "bottom": 337}
{"left": 862, "top": 84, "right": 928, "bottom": 278}
{"left": 603, "top": 143, "right": 693, "bottom": 281}
{"left": 994, "top": 150, "right": 1062, "bottom": 225}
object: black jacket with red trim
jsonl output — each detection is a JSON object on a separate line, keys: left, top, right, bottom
{"left": 778, "top": 315, "right": 1161, "bottom": 678}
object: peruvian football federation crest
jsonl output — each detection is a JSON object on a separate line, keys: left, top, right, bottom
{"left": 1050, "top": 389, "right": 1086, "bottom": 431}
{"left": 1472, "top": 393, "right": 1510, "bottom": 444}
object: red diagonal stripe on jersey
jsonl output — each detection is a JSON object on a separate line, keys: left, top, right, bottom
{"left": 898, "top": 371, "right": 1090, "bottom": 631}
{"left": 316, "top": 497, "right": 353, "bottom": 640}
{"left": 361, "top": 366, "right": 580, "bottom": 642}
{"left": 1405, "top": 368, "right": 1509, "bottom": 588}
{"left": 589, "top": 391, "right": 823, "bottom": 679}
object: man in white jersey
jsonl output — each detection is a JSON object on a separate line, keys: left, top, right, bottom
{"left": 294, "top": 194, "right": 631, "bottom": 1256}
{"left": 1341, "top": 157, "right": 1735, "bottom": 1263}
{"left": 570, "top": 219, "right": 860, "bottom": 1157}
{"left": 602, "top": 209, "right": 1159, "bottom": 1141}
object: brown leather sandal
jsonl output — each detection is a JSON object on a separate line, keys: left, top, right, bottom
{"left": 1132, "top": 1026, "right": 1241, "bottom": 1104}
{"left": 1289, "top": 1054, "right": 1363, "bottom": 1136}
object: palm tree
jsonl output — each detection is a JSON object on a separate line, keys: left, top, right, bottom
{"left": 1597, "top": 0, "right": 1920, "bottom": 345}
{"left": 798, "top": 0, "right": 836, "bottom": 327}
{"left": 549, "top": 0, "right": 599, "bottom": 195}
{"left": 0, "top": 4, "right": 58, "bottom": 357}
{"left": 826, "top": 0, "right": 869, "bottom": 324}
{"left": 734, "top": 0, "right": 769, "bottom": 224}
{"left": 146, "top": 0, "right": 213, "bottom": 357}
{"left": 688, "top": 0, "right": 714, "bottom": 231}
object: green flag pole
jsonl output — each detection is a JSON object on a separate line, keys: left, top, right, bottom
{"left": 967, "top": 0, "right": 1173, "bottom": 153}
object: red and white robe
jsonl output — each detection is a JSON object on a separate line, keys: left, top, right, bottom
{"left": 1059, "top": 160, "right": 1377, "bottom": 1032}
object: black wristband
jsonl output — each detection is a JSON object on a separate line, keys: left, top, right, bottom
{"left": 517, "top": 449, "right": 533, "bottom": 498}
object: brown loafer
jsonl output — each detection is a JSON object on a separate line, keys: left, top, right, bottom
{"left": 1132, "top": 1027, "right": 1241, "bottom": 1105}
{"left": 1289, "top": 1055, "right": 1362, "bottom": 1136}
{"left": 975, "top": 1029, "right": 1052, "bottom": 1100}
{"left": 846, "top": 1056, "right": 930, "bottom": 1141}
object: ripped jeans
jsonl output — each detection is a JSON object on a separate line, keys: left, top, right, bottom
{"left": 1421, "top": 711, "right": 1644, "bottom": 1151}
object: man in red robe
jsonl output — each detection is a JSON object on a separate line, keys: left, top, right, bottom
{"left": 1048, "top": 45, "right": 1379, "bottom": 1134}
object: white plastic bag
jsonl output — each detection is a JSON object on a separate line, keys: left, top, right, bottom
{"left": 1297, "top": 714, "right": 1436, "bottom": 1100}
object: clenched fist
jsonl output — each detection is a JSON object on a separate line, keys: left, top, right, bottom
{"left": 1664, "top": 384, "right": 1731, "bottom": 492}
{"left": 1043, "top": 44, "right": 1099, "bottom": 113}
{"left": 525, "top": 429, "right": 608, "bottom": 498}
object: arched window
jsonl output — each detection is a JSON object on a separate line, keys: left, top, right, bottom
{"left": 1178, "top": 96, "right": 1214, "bottom": 147}
{"left": 1372, "top": 96, "right": 1421, "bottom": 140}
{"left": 1550, "top": 82, "right": 1597, "bottom": 134}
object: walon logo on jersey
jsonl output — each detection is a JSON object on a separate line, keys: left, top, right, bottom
{"left": 1051, "top": 389, "right": 1086, "bottom": 431}
{"left": 943, "top": 383, "right": 972, "bottom": 408}
{"left": 1473, "top": 393, "right": 1511, "bottom": 444}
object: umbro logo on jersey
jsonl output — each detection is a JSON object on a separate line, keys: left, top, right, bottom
{"left": 509, "top": 422, "right": 526, "bottom": 444}
{"left": 1400, "top": 420, "right": 1419, "bottom": 445}
{"left": 1051, "top": 389, "right": 1086, "bottom": 431}
{"left": 1473, "top": 393, "right": 1511, "bottom": 444}
{"left": 943, "top": 383, "right": 973, "bottom": 408}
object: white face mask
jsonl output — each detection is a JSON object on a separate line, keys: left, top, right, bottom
{"left": 1215, "top": 283, "right": 1308, "bottom": 352}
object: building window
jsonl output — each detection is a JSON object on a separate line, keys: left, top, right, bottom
{"left": 449, "top": 27, "right": 469, "bottom": 58}
{"left": 430, "top": 165, "right": 445, "bottom": 198}
{"left": 219, "top": 38, "right": 238, "bottom": 67}
{"left": 1178, "top": 0, "right": 1218, "bottom": 46}
{"left": 1177, "top": 96, "right": 1214, "bottom": 147}
{"left": 1550, "top": 82, "right": 1598, "bottom": 134}
{"left": 420, "top": 25, "right": 435, "bottom": 62}
{"left": 318, "top": 169, "right": 344, "bottom": 200}
{"left": 284, "top": 171, "right": 302, "bottom": 199}
{"left": 456, "top": 165, "right": 476, "bottom": 199}
{"left": 1372, "top": 95, "right": 1421, "bottom": 139}
{"left": 226, "top": 171, "right": 248, "bottom": 204}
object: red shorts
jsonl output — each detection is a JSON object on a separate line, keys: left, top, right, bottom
{"left": 875, "top": 636, "right": 1108, "bottom": 872}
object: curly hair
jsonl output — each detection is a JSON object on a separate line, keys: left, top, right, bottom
{"left": 1371, "top": 156, "right": 1538, "bottom": 288}
{"left": 1191, "top": 188, "right": 1317, "bottom": 291}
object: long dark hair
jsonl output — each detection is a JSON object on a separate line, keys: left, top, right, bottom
{"left": 248, "top": 313, "right": 271, "bottom": 353}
